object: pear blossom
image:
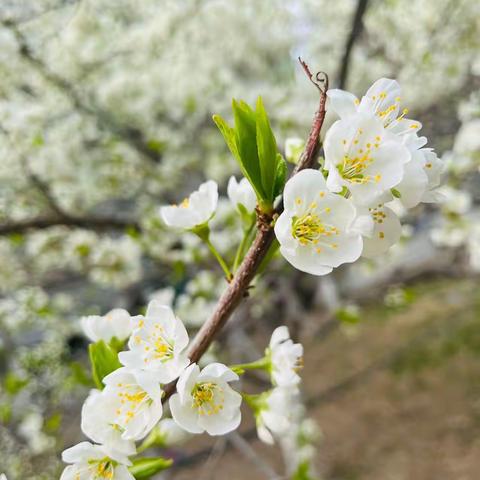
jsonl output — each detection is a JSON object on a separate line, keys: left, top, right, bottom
{"left": 328, "top": 78, "right": 423, "bottom": 136}
{"left": 96, "top": 367, "right": 163, "bottom": 441}
{"left": 256, "top": 387, "right": 298, "bottom": 445}
{"left": 268, "top": 326, "right": 303, "bottom": 387}
{"left": 160, "top": 180, "right": 218, "bottom": 229}
{"left": 169, "top": 363, "right": 242, "bottom": 435}
{"left": 360, "top": 204, "right": 402, "bottom": 258}
{"left": 324, "top": 113, "right": 410, "bottom": 205}
{"left": 227, "top": 176, "right": 256, "bottom": 213}
{"left": 274, "top": 169, "right": 363, "bottom": 275}
{"left": 81, "top": 308, "right": 133, "bottom": 343}
{"left": 118, "top": 301, "right": 189, "bottom": 383}
{"left": 0, "top": 474, "right": 7, "bottom": 480}
{"left": 81, "top": 390, "right": 136, "bottom": 456}
{"left": 60, "top": 442, "right": 134, "bottom": 480}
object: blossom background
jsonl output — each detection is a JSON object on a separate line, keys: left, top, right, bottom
{"left": 0, "top": 0, "right": 479, "bottom": 478}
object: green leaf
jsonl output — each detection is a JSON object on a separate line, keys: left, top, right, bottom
{"left": 212, "top": 114, "right": 240, "bottom": 162}
{"left": 129, "top": 457, "right": 173, "bottom": 479}
{"left": 273, "top": 153, "right": 287, "bottom": 199}
{"left": 88, "top": 340, "right": 121, "bottom": 390}
{"left": 232, "top": 100, "right": 266, "bottom": 199}
{"left": 255, "top": 96, "right": 278, "bottom": 201}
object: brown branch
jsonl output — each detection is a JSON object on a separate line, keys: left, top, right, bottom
{"left": 0, "top": 216, "right": 140, "bottom": 236}
{"left": 163, "top": 61, "right": 329, "bottom": 401}
{"left": 337, "top": 0, "right": 369, "bottom": 89}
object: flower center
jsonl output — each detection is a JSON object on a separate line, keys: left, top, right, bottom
{"left": 180, "top": 197, "right": 190, "bottom": 208}
{"left": 153, "top": 336, "right": 174, "bottom": 360}
{"left": 90, "top": 460, "right": 115, "bottom": 479}
{"left": 338, "top": 153, "right": 373, "bottom": 184}
{"left": 291, "top": 210, "right": 339, "bottom": 248}
{"left": 192, "top": 382, "right": 224, "bottom": 416}
{"left": 115, "top": 386, "right": 150, "bottom": 424}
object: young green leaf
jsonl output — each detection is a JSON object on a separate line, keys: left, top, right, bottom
{"left": 88, "top": 340, "right": 121, "bottom": 390}
{"left": 232, "top": 99, "right": 265, "bottom": 199}
{"left": 273, "top": 153, "right": 287, "bottom": 199}
{"left": 129, "top": 457, "right": 173, "bottom": 479}
{"left": 255, "top": 96, "right": 278, "bottom": 201}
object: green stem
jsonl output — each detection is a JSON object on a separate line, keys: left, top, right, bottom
{"left": 230, "top": 356, "right": 269, "bottom": 375}
{"left": 233, "top": 220, "right": 256, "bottom": 273}
{"left": 205, "top": 237, "right": 232, "bottom": 280}
{"left": 193, "top": 224, "right": 232, "bottom": 280}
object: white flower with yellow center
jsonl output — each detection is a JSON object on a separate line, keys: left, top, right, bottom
{"left": 81, "top": 390, "right": 136, "bottom": 456}
{"left": 359, "top": 203, "right": 402, "bottom": 258}
{"left": 328, "top": 78, "right": 422, "bottom": 136}
{"left": 268, "top": 326, "right": 303, "bottom": 387}
{"left": 81, "top": 308, "right": 133, "bottom": 344}
{"left": 60, "top": 442, "right": 134, "bottom": 480}
{"left": 274, "top": 169, "right": 363, "bottom": 275}
{"left": 324, "top": 113, "right": 410, "bottom": 205}
{"left": 102, "top": 367, "right": 163, "bottom": 440}
{"left": 160, "top": 180, "right": 218, "bottom": 230}
{"left": 169, "top": 363, "right": 242, "bottom": 436}
{"left": 118, "top": 301, "right": 189, "bottom": 384}
{"left": 227, "top": 176, "right": 256, "bottom": 213}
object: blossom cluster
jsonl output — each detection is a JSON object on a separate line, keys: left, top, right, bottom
{"left": 61, "top": 298, "right": 305, "bottom": 479}
{"left": 275, "top": 78, "right": 444, "bottom": 275}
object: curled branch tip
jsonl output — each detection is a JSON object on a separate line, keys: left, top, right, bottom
{"left": 298, "top": 57, "right": 329, "bottom": 93}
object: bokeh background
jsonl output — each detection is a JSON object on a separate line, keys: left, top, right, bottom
{"left": 0, "top": 0, "right": 479, "bottom": 478}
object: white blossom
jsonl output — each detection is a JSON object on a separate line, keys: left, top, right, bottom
{"left": 100, "top": 367, "right": 163, "bottom": 441}
{"left": 268, "top": 326, "right": 303, "bottom": 387}
{"left": 118, "top": 301, "right": 189, "bottom": 384}
{"left": 328, "top": 78, "right": 423, "bottom": 136}
{"left": 227, "top": 176, "right": 256, "bottom": 213}
{"left": 274, "top": 169, "right": 363, "bottom": 275}
{"left": 81, "top": 390, "right": 136, "bottom": 456}
{"left": 324, "top": 112, "right": 410, "bottom": 205}
{"left": 60, "top": 442, "right": 134, "bottom": 480}
{"left": 81, "top": 308, "right": 133, "bottom": 343}
{"left": 169, "top": 363, "right": 242, "bottom": 435}
{"left": 160, "top": 180, "right": 218, "bottom": 229}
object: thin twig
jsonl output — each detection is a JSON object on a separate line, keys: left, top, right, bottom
{"left": 162, "top": 60, "right": 329, "bottom": 401}
{"left": 337, "top": 0, "right": 369, "bottom": 89}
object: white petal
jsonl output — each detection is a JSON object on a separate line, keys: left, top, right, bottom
{"left": 176, "top": 363, "right": 199, "bottom": 404}
{"left": 198, "top": 363, "right": 238, "bottom": 383}
{"left": 279, "top": 245, "right": 333, "bottom": 276}
{"left": 169, "top": 394, "right": 203, "bottom": 434}
{"left": 201, "top": 408, "right": 241, "bottom": 436}
{"left": 257, "top": 424, "right": 275, "bottom": 445}
{"left": 61, "top": 441, "right": 97, "bottom": 464}
{"left": 114, "top": 466, "right": 136, "bottom": 480}
{"left": 362, "top": 206, "right": 402, "bottom": 258}
{"left": 327, "top": 89, "right": 358, "bottom": 119}
{"left": 282, "top": 169, "right": 327, "bottom": 211}
{"left": 270, "top": 326, "right": 290, "bottom": 348}
{"left": 396, "top": 157, "right": 428, "bottom": 208}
